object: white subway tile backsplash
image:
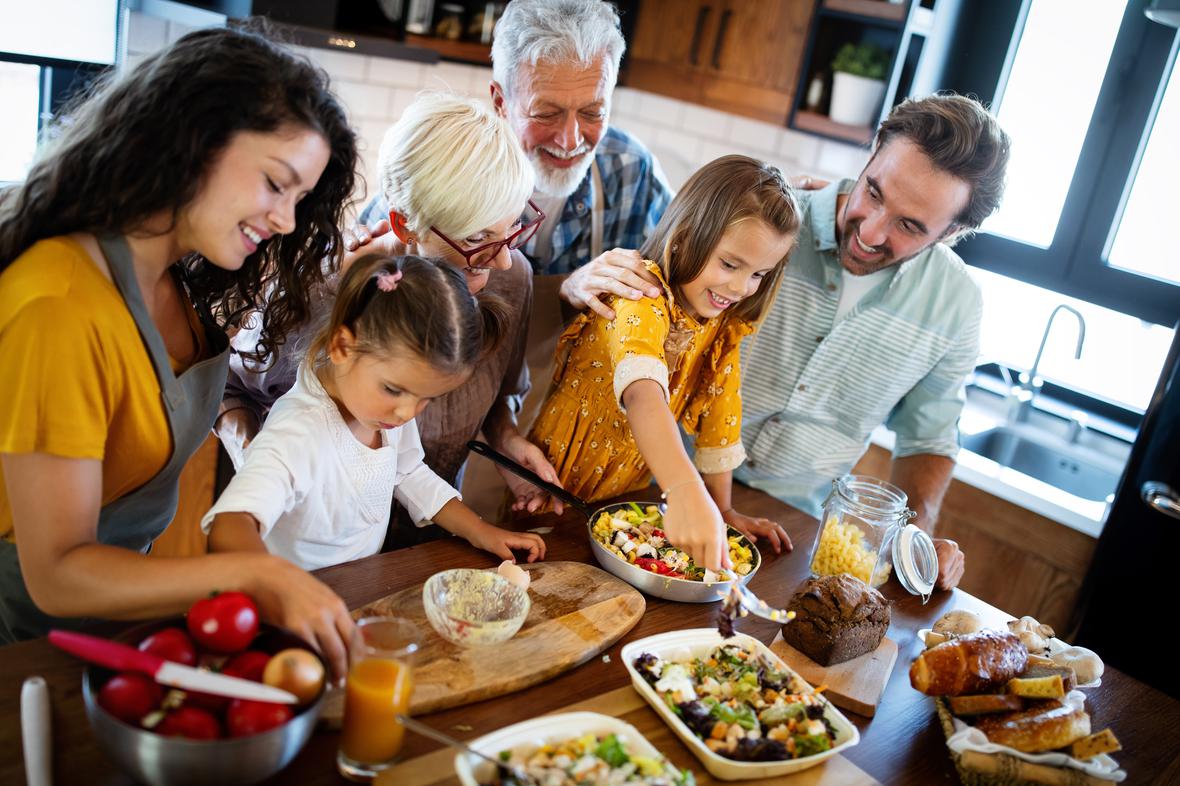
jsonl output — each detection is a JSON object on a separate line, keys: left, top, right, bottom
{"left": 127, "top": 13, "right": 168, "bottom": 54}
{"left": 697, "top": 140, "right": 734, "bottom": 167}
{"left": 640, "top": 93, "right": 686, "bottom": 129}
{"left": 654, "top": 127, "right": 702, "bottom": 168}
{"left": 777, "top": 128, "right": 822, "bottom": 166}
{"left": 611, "top": 86, "right": 641, "bottom": 117}
{"left": 365, "top": 57, "right": 425, "bottom": 88}
{"left": 334, "top": 81, "right": 395, "bottom": 121}
{"left": 388, "top": 87, "right": 418, "bottom": 122}
{"left": 814, "top": 140, "right": 871, "bottom": 181}
{"left": 613, "top": 118, "right": 658, "bottom": 151}
{"left": 681, "top": 104, "right": 733, "bottom": 143}
{"left": 308, "top": 46, "right": 368, "bottom": 81}
{"left": 423, "top": 61, "right": 484, "bottom": 94}
{"left": 728, "top": 116, "right": 779, "bottom": 156}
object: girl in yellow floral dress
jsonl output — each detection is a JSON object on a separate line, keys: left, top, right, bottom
{"left": 528, "top": 156, "right": 800, "bottom": 571}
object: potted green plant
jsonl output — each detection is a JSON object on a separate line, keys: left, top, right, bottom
{"left": 828, "top": 42, "right": 891, "bottom": 127}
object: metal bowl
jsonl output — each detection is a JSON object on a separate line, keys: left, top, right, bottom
{"left": 82, "top": 619, "right": 325, "bottom": 786}
{"left": 586, "top": 502, "right": 761, "bottom": 603}
{"left": 422, "top": 568, "right": 531, "bottom": 646}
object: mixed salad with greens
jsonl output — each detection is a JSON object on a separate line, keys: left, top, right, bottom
{"left": 482, "top": 733, "right": 695, "bottom": 786}
{"left": 592, "top": 504, "right": 755, "bottom": 582}
{"left": 633, "top": 644, "right": 837, "bottom": 762}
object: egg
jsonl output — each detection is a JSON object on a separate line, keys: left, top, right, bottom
{"left": 497, "top": 560, "right": 530, "bottom": 591}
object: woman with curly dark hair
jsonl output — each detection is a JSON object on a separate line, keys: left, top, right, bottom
{"left": 0, "top": 24, "right": 359, "bottom": 674}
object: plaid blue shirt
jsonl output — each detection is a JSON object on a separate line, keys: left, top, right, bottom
{"left": 358, "top": 126, "right": 671, "bottom": 275}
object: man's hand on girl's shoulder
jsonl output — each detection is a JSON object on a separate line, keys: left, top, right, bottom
{"left": 559, "top": 248, "right": 662, "bottom": 320}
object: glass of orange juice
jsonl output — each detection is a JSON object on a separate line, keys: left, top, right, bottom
{"left": 336, "top": 616, "right": 419, "bottom": 782}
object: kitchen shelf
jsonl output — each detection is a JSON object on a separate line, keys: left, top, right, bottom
{"left": 793, "top": 110, "right": 874, "bottom": 145}
{"left": 822, "top": 0, "right": 908, "bottom": 23}
{"left": 404, "top": 33, "right": 491, "bottom": 65}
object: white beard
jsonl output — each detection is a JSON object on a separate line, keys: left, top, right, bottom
{"left": 530, "top": 144, "right": 596, "bottom": 198}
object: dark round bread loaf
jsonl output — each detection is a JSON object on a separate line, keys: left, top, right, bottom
{"left": 782, "top": 574, "right": 890, "bottom": 665}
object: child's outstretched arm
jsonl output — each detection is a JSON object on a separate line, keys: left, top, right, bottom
{"left": 700, "top": 471, "right": 792, "bottom": 555}
{"left": 622, "top": 379, "right": 731, "bottom": 572}
{"left": 431, "top": 499, "right": 546, "bottom": 563}
{"left": 208, "top": 512, "right": 268, "bottom": 553}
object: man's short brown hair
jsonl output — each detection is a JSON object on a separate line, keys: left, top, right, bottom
{"left": 875, "top": 93, "right": 1011, "bottom": 230}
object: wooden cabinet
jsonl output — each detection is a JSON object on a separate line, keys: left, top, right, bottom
{"left": 624, "top": 0, "right": 813, "bottom": 125}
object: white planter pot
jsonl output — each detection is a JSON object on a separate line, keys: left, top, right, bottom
{"left": 829, "top": 72, "right": 887, "bottom": 127}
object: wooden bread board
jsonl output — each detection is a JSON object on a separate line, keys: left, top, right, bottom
{"left": 769, "top": 631, "right": 898, "bottom": 718}
{"left": 322, "top": 561, "right": 645, "bottom": 726}
{"left": 374, "top": 685, "right": 881, "bottom": 786}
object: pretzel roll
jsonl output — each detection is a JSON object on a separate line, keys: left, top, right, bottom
{"left": 910, "top": 630, "right": 1028, "bottom": 696}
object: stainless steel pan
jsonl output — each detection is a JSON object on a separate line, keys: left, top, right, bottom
{"left": 467, "top": 441, "right": 760, "bottom": 602}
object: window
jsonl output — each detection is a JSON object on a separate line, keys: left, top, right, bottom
{"left": 983, "top": 0, "right": 1127, "bottom": 247}
{"left": 971, "top": 267, "right": 1175, "bottom": 413}
{"left": 956, "top": 0, "right": 1180, "bottom": 328}
{"left": 0, "top": 62, "right": 40, "bottom": 183}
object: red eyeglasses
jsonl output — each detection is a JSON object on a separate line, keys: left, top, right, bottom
{"left": 400, "top": 200, "right": 546, "bottom": 268}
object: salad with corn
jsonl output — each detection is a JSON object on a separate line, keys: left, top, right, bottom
{"left": 591, "top": 505, "right": 754, "bottom": 582}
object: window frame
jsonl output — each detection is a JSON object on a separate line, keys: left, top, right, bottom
{"left": 954, "top": 0, "right": 1180, "bottom": 327}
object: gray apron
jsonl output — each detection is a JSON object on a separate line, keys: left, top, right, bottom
{"left": 0, "top": 235, "right": 230, "bottom": 642}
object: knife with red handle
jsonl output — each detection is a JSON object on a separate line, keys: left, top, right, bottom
{"left": 49, "top": 629, "right": 299, "bottom": 704}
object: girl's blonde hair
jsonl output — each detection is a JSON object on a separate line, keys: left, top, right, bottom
{"left": 377, "top": 92, "right": 534, "bottom": 239}
{"left": 639, "top": 155, "right": 801, "bottom": 324}
{"left": 308, "top": 254, "right": 506, "bottom": 375}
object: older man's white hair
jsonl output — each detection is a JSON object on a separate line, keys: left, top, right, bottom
{"left": 491, "top": 0, "right": 626, "bottom": 97}
{"left": 377, "top": 92, "right": 535, "bottom": 239}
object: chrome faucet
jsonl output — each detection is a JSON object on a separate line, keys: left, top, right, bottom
{"left": 1012, "top": 304, "right": 1086, "bottom": 423}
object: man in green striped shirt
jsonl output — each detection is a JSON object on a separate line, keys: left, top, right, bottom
{"left": 736, "top": 94, "right": 1011, "bottom": 592}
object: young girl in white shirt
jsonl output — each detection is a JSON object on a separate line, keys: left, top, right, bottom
{"left": 202, "top": 254, "right": 546, "bottom": 570}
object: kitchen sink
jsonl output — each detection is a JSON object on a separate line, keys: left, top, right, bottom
{"left": 960, "top": 425, "right": 1125, "bottom": 502}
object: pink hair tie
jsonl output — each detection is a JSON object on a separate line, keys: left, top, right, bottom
{"left": 374, "top": 270, "right": 402, "bottom": 292}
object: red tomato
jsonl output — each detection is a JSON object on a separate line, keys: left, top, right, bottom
{"left": 225, "top": 699, "right": 293, "bottom": 737}
{"left": 223, "top": 650, "right": 271, "bottom": 682}
{"left": 138, "top": 627, "right": 197, "bottom": 666}
{"left": 186, "top": 592, "right": 259, "bottom": 654}
{"left": 156, "top": 706, "right": 222, "bottom": 740}
{"left": 98, "top": 672, "right": 163, "bottom": 725}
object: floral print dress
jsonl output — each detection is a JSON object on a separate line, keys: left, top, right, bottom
{"left": 527, "top": 262, "right": 752, "bottom": 503}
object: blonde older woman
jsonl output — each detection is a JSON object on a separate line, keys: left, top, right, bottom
{"left": 217, "top": 93, "right": 564, "bottom": 546}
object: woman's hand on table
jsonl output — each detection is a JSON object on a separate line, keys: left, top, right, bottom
{"left": 559, "top": 248, "right": 661, "bottom": 320}
{"left": 663, "top": 481, "right": 731, "bottom": 572}
{"left": 933, "top": 538, "right": 965, "bottom": 591}
{"left": 249, "top": 556, "right": 355, "bottom": 683}
{"left": 721, "top": 508, "right": 792, "bottom": 555}
{"left": 494, "top": 433, "right": 566, "bottom": 515}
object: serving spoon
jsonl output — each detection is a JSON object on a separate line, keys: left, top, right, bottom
{"left": 398, "top": 714, "right": 539, "bottom": 786}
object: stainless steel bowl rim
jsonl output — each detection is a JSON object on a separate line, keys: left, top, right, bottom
{"left": 585, "top": 501, "right": 761, "bottom": 601}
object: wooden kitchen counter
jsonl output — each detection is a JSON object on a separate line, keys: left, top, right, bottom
{"left": 2, "top": 484, "right": 1177, "bottom": 784}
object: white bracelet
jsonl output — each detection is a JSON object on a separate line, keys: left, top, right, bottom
{"left": 660, "top": 478, "right": 705, "bottom": 500}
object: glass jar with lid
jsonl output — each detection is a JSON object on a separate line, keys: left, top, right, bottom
{"left": 808, "top": 475, "right": 938, "bottom": 601}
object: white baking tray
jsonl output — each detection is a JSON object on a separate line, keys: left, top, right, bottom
{"left": 620, "top": 629, "right": 860, "bottom": 780}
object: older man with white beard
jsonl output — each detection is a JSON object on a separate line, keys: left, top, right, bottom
{"left": 353, "top": 0, "right": 673, "bottom": 316}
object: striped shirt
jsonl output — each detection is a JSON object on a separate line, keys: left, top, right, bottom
{"left": 735, "top": 180, "right": 982, "bottom": 516}
{"left": 358, "top": 126, "right": 671, "bottom": 275}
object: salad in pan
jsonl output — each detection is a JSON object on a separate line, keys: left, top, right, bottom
{"left": 591, "top": 505, "right": 755, "bottom": 583}
{"left": 632, "top": 643, "right": 837, "bottom": 762}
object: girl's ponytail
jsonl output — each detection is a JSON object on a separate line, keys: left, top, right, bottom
{"left": 308, "top": 254, "right": 496, "bottom": 375}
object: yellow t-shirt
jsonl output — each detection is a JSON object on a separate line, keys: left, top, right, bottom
{"left": 0, "top": 237, "right": 181, "bottom": 541}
